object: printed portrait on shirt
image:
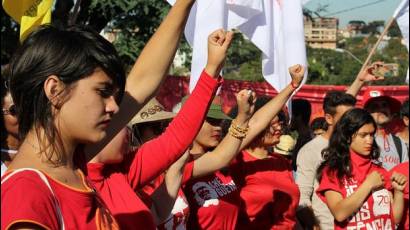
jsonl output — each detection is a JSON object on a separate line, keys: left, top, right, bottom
{"left": 192, "top": 182, "right": 219, "bottom": 207}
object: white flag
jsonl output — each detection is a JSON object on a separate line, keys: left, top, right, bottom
{"left": 168, "top": 0, "right": 307, "bottom": 92}
{"left": 393, "top": 0, "right": 409, "bottom": 83}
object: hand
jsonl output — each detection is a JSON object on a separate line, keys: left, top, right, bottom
{"left": 391, "top": 172, "right": 408, "bottom": 192}
{"left": 364, "top": 171, "right": 385, "bottom": 191}
{"left": 236, "top": 89, "right": 256, "bottom": 121}
{"left": 205, "top": 29, "right": 234, "bottom": 77}
{"left": 288, "top": 64, "right": 305, "bottom": 88}
{"left": 358, "top": 61, "right": 386, "bottom": 82}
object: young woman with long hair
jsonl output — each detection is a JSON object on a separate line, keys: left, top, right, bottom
{"left": 316, "top": 108, "right": 407, "bottom": 229}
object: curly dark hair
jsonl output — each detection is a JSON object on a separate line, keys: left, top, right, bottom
{"left": 317, "top": 108, "right": 380, "bottom": 183}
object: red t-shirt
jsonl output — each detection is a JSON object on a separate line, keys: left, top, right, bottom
{"left": 183, "top": 161, "right": 240, "bottom": 230}
{"left": 317, "top": 165, "right": 394, "bottom": 230}
{"left": 86, "top": 71, "right": 221, "bottom": 230}
{"left": 231, "top": 151, "right": 300, "bottom": 230}
{"left": 1, "top": 169, "right": 118, "bottom": 230}
{"left": 390, "top": 162, "right": 409, "bottom": 230}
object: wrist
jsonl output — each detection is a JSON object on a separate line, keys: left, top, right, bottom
{"left": 205, "top": 65, "right": 220, "bottom": 78}
{"left": 235, "top": 114, "right": 250, "bottom": 124}
{"left": 394, "top": 189, "right": 404, "bottom": 195}
{"left": 290, "top": 81, "right": 299, "bottom": 90}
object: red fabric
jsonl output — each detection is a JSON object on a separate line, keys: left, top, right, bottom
{"left": 156, "top": 76, "right": 409, "bottom": 123}
{"left": 86, "top": 71, "right": 221, "bottom": 230}
{"left": 231, "top": 151, "right": 300, "bottom": 230}
{"left": 316, "top": 151, "right": 395, "bottom": 229}
{"left": 1, "top": 170, "right": 118, "bottom": 230}
{"left": 183, "top": 161, "right": 240, "bottom": 230}
{"left": 390, "top": 162, "right": 409, "bottom": 230}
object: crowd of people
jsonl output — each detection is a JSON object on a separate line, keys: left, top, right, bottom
{"left": 1, "top": 0, "right": 409, "bottom": 229}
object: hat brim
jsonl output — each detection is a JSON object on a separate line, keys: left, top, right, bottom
{"left": 129, "top": 111, "right": 176, "bottom": 125}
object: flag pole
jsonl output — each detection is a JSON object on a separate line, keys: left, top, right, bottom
{"left": 359, "top": 17, "right": 396, "bottom": 71}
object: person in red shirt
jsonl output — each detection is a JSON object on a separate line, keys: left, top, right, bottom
{"left": 390, "top": 162, "right": 409, "bottom": 230}
{"left": 316, "top": 108, "right": 407, "bottom": 230}
{"left": 1, "top": 0, "right": 197, "bottom": 229}
{"left": 85, "top": 29, "right": 236, "bottom": 230}
{"left": 223, "top": 65, "right": 305, "bottom": 230}
{"left": 180, "top": 65, "right": 305, "bottom": 230}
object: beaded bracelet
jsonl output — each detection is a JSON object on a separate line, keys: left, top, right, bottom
{"left": 229, "top": 119, "right": 249, "bottom": 139}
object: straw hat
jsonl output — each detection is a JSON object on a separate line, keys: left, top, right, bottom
{"left": 274, "top": 135, "right": 296, "bottom": 156}
{"left": 129, "top": 98, "right": 176, "bottom": 125}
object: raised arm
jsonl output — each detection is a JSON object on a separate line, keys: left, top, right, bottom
{"left": 191, "top": 89, "right": 255, "bottom": 178}
{"left": 125, "top": 29, "right": 235, "bottom": 188}
{"left": 150, "top": 150, "right": 190, "bottom": 225}
{"left": 346, "top": 62, "right": 384, "bottom": 97}
{"left": 239, "top": 65, "right": 305, "bottom": 150}
{"left": 85, "top": 0, "right": 195, "bottom": 158}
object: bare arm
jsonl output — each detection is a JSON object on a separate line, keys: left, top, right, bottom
{"left": 192, "top": 90, "right": 255, "bottom": 178}
{"left": 150, "top": 151, "right": 189, "bottom": 225}
{"left": 324, "top": 171, "right": 384, "bottom": 222}
{"left": 85, "top": 0, "right": 195, "bottom": 158}
{"left": 346, "top": 62, "right": 384, "bottom": 97}
{"left": 239, "top": 65, "right": 305, "bottom": 150}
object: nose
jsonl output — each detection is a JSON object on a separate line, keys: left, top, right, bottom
{"left": 106, "top": 96, "right": 120, "bottom": 114}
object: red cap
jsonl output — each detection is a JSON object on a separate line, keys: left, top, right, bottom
{"left": 363, "top": 88, "right": 401, "bottom": 114}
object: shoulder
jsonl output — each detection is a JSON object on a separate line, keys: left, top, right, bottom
{"left": 2, "top": 170, "right": 59, "bottom": 230}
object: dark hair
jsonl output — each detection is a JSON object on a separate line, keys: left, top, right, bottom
{"left": 291, "top": 99, "right": 311, "bottom": 128}
{"left": 323, "top": 91, "right": 356, "bottom": 116}
{"left": 310, "top": 117, "right": 328, "bottom": 132}
{"left": 1, "top": 70, "right": 10, "bottom": 146}
{"left": 317, "top": 108, "right": 380, "bottom": 183}
{"left": 401, "top": 99, "right": 409, "bottom": 118}
{"left": 9, "top": 25, "right": 126, "bottom": 165}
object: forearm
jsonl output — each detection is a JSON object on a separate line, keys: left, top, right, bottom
{"left": 192, "top": 116, "right": 248, "bottom": 178}
{"left": 346, "top": 77, "right": 365, "bottom": 97}
{"left": 240, "top": 84, "right": 294, "bottom": 149}
{"left": 126, "top": 0, "right": 194, "bottom": 103}
{"left": 327, "top": 183, "right": 372, "bottom": 222}
{"left": 392, "top": 190, "right": 405, "bottom": 224}
{"left": 150, "top": 172, "right": 183, "bottom": 225}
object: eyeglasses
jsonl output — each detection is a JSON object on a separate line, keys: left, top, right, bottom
{"left": 2, "top": 104, "right": 17, "bottom": 116}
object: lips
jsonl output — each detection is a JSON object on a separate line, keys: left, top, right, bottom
{"left": 99, "top": 119, "right": 111, "bottom": 128}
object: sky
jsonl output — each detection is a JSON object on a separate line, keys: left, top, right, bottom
{"left": 304, "top": 0, "right": 403, "bottom": 28}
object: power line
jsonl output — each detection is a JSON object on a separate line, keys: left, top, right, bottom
{"left": 323, "top": 0, "right": 387, "bottom": 17}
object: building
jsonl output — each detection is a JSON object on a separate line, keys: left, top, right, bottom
{"left": 304, "top": 17, "right": 339, "bottom": 49}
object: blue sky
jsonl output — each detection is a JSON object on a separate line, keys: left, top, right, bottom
{"left": 304, "top": 0, "right": 402, "bottom": 28}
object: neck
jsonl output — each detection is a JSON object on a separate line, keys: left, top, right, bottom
{"left": 376, "top": 126, "right": 387, "bottom": 137}
{"left": 191, "top": 141, "right": 206, "bottom": 155}
{"left": 397, "top": 129, "right": 409, "bottom": 142}
{"left": 14, "top": 130, "right": 77, "bottom": 170}
{"left": 322, "top": 125, "right": 334, "bottom": 140}
{"left": 246, "top": 146, "right": 269, "bottom": 159}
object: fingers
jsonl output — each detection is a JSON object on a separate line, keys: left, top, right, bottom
{"left": 391, "top": 172, "right": 408, "bottom": 186}
{"left": 209, "top": 29, "right": 234, "bottom": 48}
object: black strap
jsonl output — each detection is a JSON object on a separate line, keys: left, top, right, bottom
{"left": 392, "top": 135, "right": 403, "bottom": 163}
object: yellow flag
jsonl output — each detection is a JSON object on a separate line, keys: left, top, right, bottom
{"left": 2, "top": 0, "right": 54, "bottom": 41}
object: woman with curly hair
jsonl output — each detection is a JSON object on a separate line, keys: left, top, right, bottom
{"left": 316, "top": 108, "right": 407, "bottom": 229}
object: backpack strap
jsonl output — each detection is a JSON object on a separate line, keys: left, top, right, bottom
{"left": 1, "top": 168, "right": 66, "bottom": 230}
{"left": 392, "top": 135, "right": 403, "bottom": 163}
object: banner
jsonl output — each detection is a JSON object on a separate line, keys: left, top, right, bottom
{"left": 167, "top": 0, "right": 307, "bottom": 92}
{"left": 3, "top": 0, "right": 53, "bottom": 41}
